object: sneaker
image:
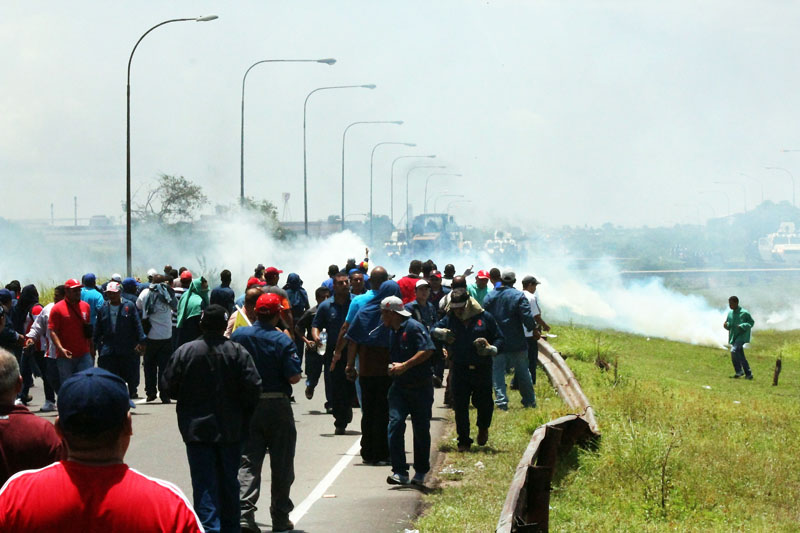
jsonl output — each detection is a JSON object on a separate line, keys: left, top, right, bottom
{"left": 272, "top": 518, "right": 294, "bottom": 533}
{"left": 477, "top": 428, "right": 489, "bottom": 446}
{"left": 496, "top": 404, "right": 508, "bottom": 411}
{"left": 335, "top": 426, "right": 346, "bottom": 435}
{"left": 160, "top": 397, "right": 171, "bottom": 404}
{"left": 240, "top": 517, "right": 261, "bottom": 533}
{"left": 411, "top": 472, "right": 426, "bottom": 486}
{"left": 730, "top": 373, "right": 744, "bottom": 379}
{"left": 457, "top": 442, "right": 470, "bottom": 452}
{"left": 305, "top": 385, "right": 314, "bottom": 400}
{"left": 387, "top": 472, "right": 410, "bottom": 485}
{"left": 40, "top": 400, "right": 56, "bottom": 413}
{"left": 129, "top": 393, "right": 140, "bottom": 400}
{"left": 146, "top": 394, "right": 157, "bottom": 402}
{"left": 14, "top": 398, "right": 24, "bottom": 406}
{"left": 745, "top": 375, "right": 754, "bottom": 380}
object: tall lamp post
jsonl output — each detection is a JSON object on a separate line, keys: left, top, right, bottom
{"left": 369, "top": 141, "right": 416, "bottom": 245}
{"left": 126, "top": 14, "right": 218, "bottom": 277}
{"left": 405, "top": 165, "right": 445, "bottom": 237}
{"left": 424, "top": 172, "right": 461, "bottom": 213}
{"left": 765, "top": 166, "right": 796, "bottom": 207}
{"left": 303, "top": 84, "right": 376, "bottom": 235}
{"left": 341, "top": 120, "right": 403, "bottom": 231}
{"left": 240, "top": 58, "right": 335, "bottom": 204}
{"left": 390, "top": 154, "right": 436, "bottom": 225}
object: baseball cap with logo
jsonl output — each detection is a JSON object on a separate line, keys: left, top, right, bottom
{"left": 64, "top": 278, "right": 83, "bottom": 289}
{"left": 415, "top": 279, "right": 430, "bottom": 289}
{"left": 57, "top": 367, "right": 131, "bottom": 436}
{"left": 255, "top": 293, "right": 282, "bottom": 315}
{"left": 476, "top": 270, "right": 490, "bottom": 280}
{"left": 105, "top": 281, "right": 121, "bottom": 293}
{"left": 429, "top": 270, "right": 442, "bottom": 279}
{"left": 265, "top": 267, "right": 283, "bottom": 276}
{"left": 380, "top": 296, "right": 412, "bottom": 317}
{"left": 246, "top": 276, "right": 266, "bottom": 289}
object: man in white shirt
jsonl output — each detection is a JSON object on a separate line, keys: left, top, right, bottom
{"left": 24, "top": 285, "right": 66, "bottom": 412}
{"left": 520, "top": 276, "right": 550, "bottom": 389}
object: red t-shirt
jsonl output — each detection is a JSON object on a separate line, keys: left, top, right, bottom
{"left": 48, "top": 299, "right": 91, "bottom": 357}
{"left": 0, "top": 405, "right": 64, "bottom": 486}
{"left": 0, "top": 461, "right": 203, "bottom": 532}
{"left": 397, "top": 275, "right": 421, "bottom": 305}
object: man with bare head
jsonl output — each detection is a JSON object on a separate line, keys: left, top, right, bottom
{"left": 225, "top": 287, "right": 264, "bottom": 338}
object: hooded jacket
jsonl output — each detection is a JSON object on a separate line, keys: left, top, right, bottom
{"left": 176, "top": 279, "right": 209, "bottom": 329}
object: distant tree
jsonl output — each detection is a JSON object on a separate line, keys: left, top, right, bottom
{"left": 129, "top": 174, "right": 208, "bottom": 224}
{"left": 239, "top": 196, "right": 292, "bottom": 240}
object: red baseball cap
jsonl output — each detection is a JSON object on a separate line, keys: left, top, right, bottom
{"left": 477, "top": 270, "right": 490, "bottom": 280}
{"left": 429, "top": 270, "right": 442, "bottom": 279}
{"left": 265, "top": 267, "right": 283, "bottom": 276}
{"left": 64, "top": 278, "right": 83, "bottom": 289}
{"left": 255, "top": 293, "right": 282, "bottom": 315}
{"left": 246, "top": 276, "right": 266, "bottom": 289}
{"left": 180, "top": 271, "right": 193, "bottom": 280}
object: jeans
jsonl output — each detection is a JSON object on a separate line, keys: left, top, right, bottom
{"left": 55, "top": 353, "right": 93, "bottom": 391}
{"left": 731, "top": 342, "right": 752, "bottom": 377}
{"left": 98, "top": 351, "right": 141, "bottom": 397}
{"left": 186, "top": 442, "right": 241, "bottom": 533}
{"left": 492, "top": 349, "right": 535, "bottom": 408}
{"left": 358, "top": 376, "right": 391, "bottom": 462}
{"left": 387, "top": 382, "right": 434, "bottom": 476}
{"left": 144, "top": 338, "right": 172, "bottom": 399}
{"left": 451, "top": 365, "right": 494, "bottom": 446}
{"left": 239, "top": 397, "right": 296, "bottom": 524}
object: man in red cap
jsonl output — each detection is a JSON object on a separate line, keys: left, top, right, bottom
{"left": 231, "top": 293, "right": 302, "bottom": 533}
{"left": 263, "top": 267, "right": 294, "bottom": 338}
{"left": 48, "top": 278, "right": 93, "bottom": 389}
{"left": 468, "top": 270, "right": 491, "bottom": 307}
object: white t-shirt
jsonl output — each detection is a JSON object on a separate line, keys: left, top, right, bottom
{"left": 137, "top": 288, "right": 174, "bottom": 340}
{"left": 523, "top": 290, "right": 541, "bottom": 338}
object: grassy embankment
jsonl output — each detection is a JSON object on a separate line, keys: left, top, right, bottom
{"left": 415, "top": 325, "right": 800, "bottom": 532}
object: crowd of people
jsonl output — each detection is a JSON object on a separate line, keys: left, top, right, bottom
{"left": 0, "top": 256, "right": 550, "bottom": 533}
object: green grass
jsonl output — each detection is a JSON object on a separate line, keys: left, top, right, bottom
{"left": 415, "top": 325, "right": 800, "bottom": 532}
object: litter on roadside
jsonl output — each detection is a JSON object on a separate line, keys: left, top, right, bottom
{"left": 702, "top": 385, "right": 712, "bottom": 390}
{"left": 474, "top": 461, "right": 485, "bottom": 469}
{"left": 439, "top": 465, "right": 464, "bottom": 476}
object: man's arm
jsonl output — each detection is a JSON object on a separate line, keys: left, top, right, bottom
{"left": 49, "top": 329, "right": 71, "bottom": 358}
{"left": 388, "top": 349, "right": 433, "bottom": 376}
{"left": 518, "top": 294, "right": 536, "bottom": 332}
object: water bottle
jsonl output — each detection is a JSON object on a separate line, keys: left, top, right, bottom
{"left": 317, "top": 331, "right": 327, "bottom": 355}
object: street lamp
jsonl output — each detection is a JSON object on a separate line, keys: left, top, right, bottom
{"left": 303, "top": 84, "right": 376, "bottom": 235}
{"left": 424, "top": 173, "right": 461, "bottom": 213}
{"left": 714, "top": 181, "right": 747, "bottom": 212}
{"left": 341, "top": 120, "right": 403, "bottom": 231}
{"left": 765, "top": 166, "right": 796, "bottom": 207}
{"left": 739, "top": 172, "right": 764, "bottom": 205}
{"left": 240, "top": 58, "right": 335, "bottom": 204}
{"left": 406, "top": 165, "right": 445, "bottom": 237}
{"left": 369, "top": 141, "right": 416, "bottom": 245}
{"left": 434, "top": 193, "right": 464, "bottom": 213}
{"left": 126, "top": 15, "right": 218, "bottom": 277}
{"left": 390, "top": 154, "right": 436, "bottom": 225}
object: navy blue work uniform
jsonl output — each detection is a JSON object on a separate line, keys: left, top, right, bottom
{"left": 311, "top": 295, "right": 354, "bottom": 429}
{"left": 210, "top": 286, "right": 236, "bottom": 315}
{"left": 435, "top": 309, "right": 504, "bottom": 447}
{"left": 387, "top": 317, "right": 435, "bottom": 478}
{"left": 230, "top": 321, "right": 302, "bottom": 529}
{"left": 406, "top": 299, "right": 445, "bottom": 385}
{"left": 93, "top": 300, "right": 146, "bottom": 397}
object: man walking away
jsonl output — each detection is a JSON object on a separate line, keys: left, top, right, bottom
{"left": 397, "top": 260, "right": 423, "bottom": 304}
{"left": 94, "top": 282, "right": 146, "bottom": 399}
{"left": 231, "top": 294, "right": 302, "bottom": 533}
{"left": 381, "top": 296, "right": 435, "bottom": 486}
{"left": 137, "top": 275, "right": 178, "bottom": 403}
{"left": 483, "top": 271, "right": 536, "bottom": 410}
{"left": 0, "top": 347, "right": 64, "bottom": 486}
{"left": 176, "top": 277, "right": 210, "bottom": 348}
{"left": 724, "top": 296, "right": 754, "bottom": 380}
{"left": 163, "top": 305, "right": 262, "bottom": 533}
{"left": 0, "top": 367, "right": 204, "bottom": 532}
{"left": 211, "top": 270, "right": 236, "bottom": 315}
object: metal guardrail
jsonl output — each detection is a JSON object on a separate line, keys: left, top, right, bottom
{"left": 496, "top": 340, "right": 601, "bottom": 533}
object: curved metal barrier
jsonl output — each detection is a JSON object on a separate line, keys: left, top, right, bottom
{"left": 496, "top": 339, "right": 601, "bottom": 533}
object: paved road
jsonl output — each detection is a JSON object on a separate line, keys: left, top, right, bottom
{"left": 26, "top": 366, "right": 449, "bottom": 533}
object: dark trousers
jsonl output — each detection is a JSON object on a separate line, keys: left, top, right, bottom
{"left": 526, "top": 336, "right": 538, "bottom": 385}
{"left": 98, "top": 351, "right": 140, "bottom": 397}
{"left": 387, "top": 382, "right": 434, "bottom": 476}
{"left": 731, "top": 342, "right": 752, "bottom": 377}
{"left": 431, "top": 349, "right": 445, "bottom": 381}
{"left": 186, "top": 442, "right": 241, "bottom": 533}
{"left": 18, "top": 348, "right": 35, "bottom": 397}
{"left": 239, "top": 397, "right": 296, "bottom": 524}
{"left": 305, "top": 349, "right": 331, "bottom": 409}
{"left": 328, "top": 354, "right": 355, "bottom": 429}
{"left": 452, "top": 365, "right": 494, "bottom": 446}
{"left": 145, "top": 338, "right": 172, "bottom": 399}
{"left": 359, "top": 376, "right": 391, "bottom": 462}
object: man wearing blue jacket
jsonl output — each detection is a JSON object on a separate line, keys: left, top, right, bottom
{"left": 482, "top": 270, "right": 536, "bottom": 410}
{"left": 434, "top": 288, "right": 504, "bottom": 451}
{"left": 93, "top": 281, "right": 146, "bottom": 399}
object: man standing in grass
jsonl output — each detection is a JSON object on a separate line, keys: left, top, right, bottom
{"left": 724, "top": 295, "right": 754, "bottom": 380}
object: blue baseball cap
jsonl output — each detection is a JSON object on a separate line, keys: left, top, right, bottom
{"left": 122, "top": 277, "right": 137, "bottom": 292}
{"left": 57, "top": 368, "right": 131, "bottom": 435}
{"left": 0, "top": 289, "right": 12, "bottom": 304}
{"left": 82, "top": 273, "right": 97, "bottom": 287}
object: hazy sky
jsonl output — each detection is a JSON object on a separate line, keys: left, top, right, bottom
{"left": 3, "top": 1, "right": 800, "bottom": 228}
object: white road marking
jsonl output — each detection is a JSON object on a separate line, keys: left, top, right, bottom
{"left": 289, "top": 437, "right": 361, "bottom": 525}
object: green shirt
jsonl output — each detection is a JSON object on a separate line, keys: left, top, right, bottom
{"left": 467, "top": 283, "right": 489, "bottom": 306}
{"left": 725, "top": 306, "right": 754, "bottom": 344}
